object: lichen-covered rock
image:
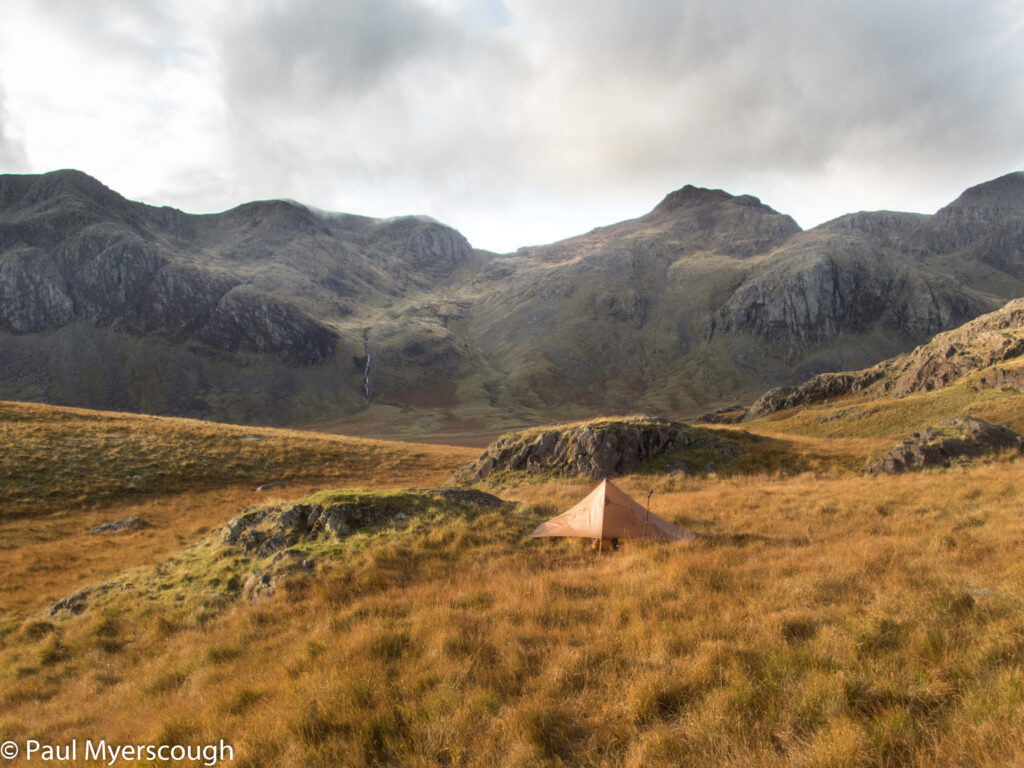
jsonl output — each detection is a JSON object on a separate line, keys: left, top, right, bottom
{"left": 222, "top": 507, "right": 267, "bottom": 545}
{"left": 450, "top": 418, "right": 742, "bottom": 483}
{"left": 221, "top": 489, "right": 508, "bottom": 554}
{"left": 869, "top": 418, "right": 1024, "bottom": 475}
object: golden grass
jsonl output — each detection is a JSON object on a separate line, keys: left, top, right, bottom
{"left": 0, "top": 399, "right": 476, "bottom": 521}
{"left": 754, "top": 372, "right": 1024, "bottom": 441}
{"left": 0, "top": 399, "right": 476, "bottom": 616}
{"left": 3, "top": 458, "right": 1024, "bottom": 767}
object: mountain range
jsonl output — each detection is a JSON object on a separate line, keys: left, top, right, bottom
{"left": 1, "top": 168, "right": 1023, "bottom": 430}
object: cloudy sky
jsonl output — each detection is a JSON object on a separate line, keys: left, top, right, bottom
{"left": 1, "top": 0, "right": 1022, "bottom": 252}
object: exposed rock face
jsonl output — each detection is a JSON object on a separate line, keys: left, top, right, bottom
{"left": 0, "top": 246, "right": 75, "bottom": 331}
{"left": 747, "top": 297, "right": 1024, "bottom": 418}
{"left": 869, "top": 418, "right": 1024, "bottom": 474}
{"left": 0, "top": 173, "right": 341, "bottom": 368}
{"left": 450, "top": 418, "right": 743, "bottom": 483}
{"left": 198, "top": 286, "right": 335, "bottom": 364}
{"left": 715, "top": 245, "right": 983, "bottom": 351}
{"left": 880, "top": 306, "right": 1024, "bottom": 398}
{"left": 747, "top": 368, "right": 890, "bottom": 419}
{"left": 927, "top": 172, "right": 1024, "bottom": 277}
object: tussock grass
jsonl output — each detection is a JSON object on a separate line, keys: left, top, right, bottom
{"left": 3, "top": 460, "right": 1024, "bottom": 766}
{"left": 0, "top": 400, "right": 475, "bottom": 615}
{"left": 0, "top": 399, "right": 476, "bottom": 521}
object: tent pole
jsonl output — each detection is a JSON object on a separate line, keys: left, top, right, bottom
{"left": 644, "top": 490, "right": 653, "bottom": 543}
{"left": 599, "top": 537, "right": 603, "bottom": 554}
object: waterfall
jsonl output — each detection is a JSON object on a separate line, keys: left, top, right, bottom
{"left": 363, "top": 349, "right": 372, "bottom": 402}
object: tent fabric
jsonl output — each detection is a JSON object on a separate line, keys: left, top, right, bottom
{"left": 531, "top": 479, "right": 695, "bottom": 542}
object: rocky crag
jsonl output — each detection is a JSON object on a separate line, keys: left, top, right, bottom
{"left": 869, "top": 418, "right": 1024, "bottom": 474}
{"left": 450, "top": 418, "right": 746, "bottom": 483}
{"left": 4, "top": 169, "right": 1024, "bottom": 425}
{"left": 746, "top": 297, "right": 1024, "bottom": 419}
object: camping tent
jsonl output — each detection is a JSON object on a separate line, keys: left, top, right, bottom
{"left": 531, "top": 478, "right": 695, "bottom": 543}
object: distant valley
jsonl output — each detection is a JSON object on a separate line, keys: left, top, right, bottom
{"left": 2, "top": 168, "right": 1023, "bottom": 433}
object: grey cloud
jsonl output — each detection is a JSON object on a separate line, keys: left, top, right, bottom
{"left": 156, "top": 0, "right": 1024, "bottom": 244}
{"left": 509, "top": 0, "right": 1024, "bottom": 185}
{"left": 216, "top": 0, "right": 532, "bottom": 208}
{"left": 221, "top": 0, "right": 464, "bottom": 105}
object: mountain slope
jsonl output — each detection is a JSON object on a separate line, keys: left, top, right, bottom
{"left": 747, "top": 297, "right": 1024, "bottom": 418}
{"left": 734, "top": 297, "right": 1024, "bottom": 445}
{"left": 1, "top": 170, "right": 1024, "bottom": 426}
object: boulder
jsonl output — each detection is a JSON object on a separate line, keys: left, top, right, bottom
{"left": 90, "top": 517, "right": 152, "bottom": 535}
{"left": 869, "top": 418, "right": 1024, "bottom": 474}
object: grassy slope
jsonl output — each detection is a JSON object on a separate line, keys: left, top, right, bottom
{"left": 2, "top": 400, "right": 1024, "bottom": 766}
{"left": 748, "top": 359, "right": 1024, "bottom": 443}
{"left": 0, "top": 400, "right": 476, "bottom": 615}
{"left": 0, "top": 400, "right": 475, "bottom": 520}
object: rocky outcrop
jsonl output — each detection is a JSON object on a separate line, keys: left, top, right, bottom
{"left": 646, "top": 185, "right": 802, "bottom": 258}
{"left": 748, "top": 297, "right": 1024, "bottom": 418}
{"left": 926, "top": 172, "right": 1024, "bottom": 276}
{"left": 219, "top": 489, "right": 507, "bottom": 601}
{"left": 0, "top": 190, "right": 337, "bottom": 365}
{"left": 748, "top": 367, "right": 891, "bottom": 419}
{"left": 869, "top": 418, "right": 1024, "bottom": 474}
{"left": 879, "top": 304, "right": 1024, "bottom": 397}
{"left": 0, "top": 246, "right": 75, "bottom": 332}
{"left": 697, "top": 404, "right": 748, "bottom": 424}
{"left": 90, "top": 517, "right": 152, "bottom": 535}
{"left": 378, "top": 216, "right": 473, "bottom": 282}
{"left": 450, "top": 418, "right": 744, "bottom": 483}
{"left": 49, "top": 581, "right": 135, "bottom": 616}
{"left": 221, "top": 488, "right": 507, "bottom": 557}
{"left": 198, "top": 286, "right": 336, "bottom": 364}
{"left": 50, "top": 488, "right": 510, "bottom": 613}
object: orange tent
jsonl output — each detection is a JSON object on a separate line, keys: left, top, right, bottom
{"left": 531, "top": 478, "right": 695, "bottom": 543}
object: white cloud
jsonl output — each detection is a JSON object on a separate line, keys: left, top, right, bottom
{"left": 0, "top": 0, "right": 1022, "bottom": 249}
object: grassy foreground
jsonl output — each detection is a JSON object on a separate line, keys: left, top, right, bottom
{"left": 0, "top": 400, "right": 476, "bottom": 616}
{"left": 2, "top": 458, "right": 1024, "bottom": 766}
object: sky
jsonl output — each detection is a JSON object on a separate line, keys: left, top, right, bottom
{"left": 0, "top": 0, "right": 1023, "bottom": 253}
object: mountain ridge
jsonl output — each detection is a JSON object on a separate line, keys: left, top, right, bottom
{"left": 1, "top": 169, "right": 1023, "bottom": 428}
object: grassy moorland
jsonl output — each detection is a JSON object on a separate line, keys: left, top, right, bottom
{"left": 0, "top": 400, "right": 476, "bottom": 616}
{"left": 0, "top": 400, "right": 476, "bottom": 520}
{"left": 0, "top": 393, "right": 1023, "bottom": 766}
